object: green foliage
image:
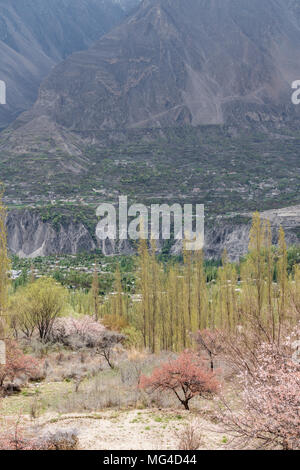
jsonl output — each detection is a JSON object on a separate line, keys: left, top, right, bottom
{"left": 7, "top": 214, "right": 300, "bottom": 353}
{"left": 122, "top": 326, "right": 144, "bottom": 349}
{"left": 10, "top": 278, "right": 67, "bottom": 342}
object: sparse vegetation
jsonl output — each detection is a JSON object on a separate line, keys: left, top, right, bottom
{"left": 0, "top": 210, "right": 299, "bottom": 450}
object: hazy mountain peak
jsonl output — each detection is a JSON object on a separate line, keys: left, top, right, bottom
{"left": 3, "top": 0, "right": 300, "bottom": 143}
{"left": 0, "top": 0, "right": 133, "bottom": 129}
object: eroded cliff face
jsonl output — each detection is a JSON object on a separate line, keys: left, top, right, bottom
{"left": 6, "top": 206, "right": 300, "bottom": 260}
{"left": 203, "top": 206, "right": 300, "bottom": 260}
{"left": 6, "top": 210, "right": 96, "bottom": 257}
{"left": 6, "top": 209, "right": 136, "bottom": 258}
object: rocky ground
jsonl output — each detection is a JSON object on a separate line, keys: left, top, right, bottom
{"left": 1, "top": 409, "right": 226, "bottom": 451}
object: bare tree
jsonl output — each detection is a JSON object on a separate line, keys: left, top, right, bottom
{"left": 194, "top": 329, "right": 223, "bottom": 371}
{"left": 96, "top": 331, "right": 125, "bottom": 369}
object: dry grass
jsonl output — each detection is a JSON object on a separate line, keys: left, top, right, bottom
{"left": 174, "top": 420, "right": 203, "bottom": 450}
{"left": 0, "top": 344, "right": 237, "bottom": 450}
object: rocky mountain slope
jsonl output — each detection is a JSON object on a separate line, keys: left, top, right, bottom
{"left": 7, "top": 0, "right": 300, "bottom": 137}
{"left": 2, "top": 0, "right": 300, "bottom": 258}
{"left": 0, "top": 0, "right": 139, "bottom": 129}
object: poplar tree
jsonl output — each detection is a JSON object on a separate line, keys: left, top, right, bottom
{"left": 194, "top": 250, "right": 208, "bottom": 330}
{"left": 248, "top": 212, "right": 267, "bottom": 320}
{"left": 277, "top": 226, "right": 288, "bottom": 342}
{"left": 149, "top": 239, "right": 160, "bottom": 353}
{"left": 137, "top": 238, "right": 150, "bottom": 348}
{"left": 0, "top": 185, "right": 9, "bottom": 343}
{"left": 114, "top": 264, "right": 124, "bottom": 318}
{"left": 183, "top": 245, "right": 193, "bottom": 334}
{"left": 91, "top": 259, "right": 100, "bottom": 320}
{"left": 30, "top": 263, "right": 35, "bottom": 284}
{"left": 265, "top": 220, "right": 276, "bottom": 340}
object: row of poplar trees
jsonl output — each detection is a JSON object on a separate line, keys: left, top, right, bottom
{"left": 99, "top": 213, "right": 299, "bottom": 353}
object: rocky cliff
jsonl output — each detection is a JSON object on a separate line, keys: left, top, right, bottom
{"left": 6, "top": 210, "right": 96, "bottom": 257}
{"left": 6, "top": 206, "right": 300, "bottom": 260}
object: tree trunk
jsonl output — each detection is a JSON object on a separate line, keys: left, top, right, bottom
{"left": 209, "top": 351, "right": 214, "bottom": 371}
{"left": 183, "top": 400, "right": 190, "bottom": 410}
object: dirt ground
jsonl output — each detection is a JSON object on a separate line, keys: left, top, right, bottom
{"left": 28, "top": 408, "right": 226, "bottom": 450}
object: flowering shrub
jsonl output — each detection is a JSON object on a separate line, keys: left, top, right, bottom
{"left": 220, "top": 325, "right": 300, "bottom": 449}
{"left": 0, "top": 340, "right": 40, "bottom": 390}
{"left": 140, "top": 350, "right": 220, "bottom": 410}
{"left": 51, "top": 316, "right": 105, "bottom": 348}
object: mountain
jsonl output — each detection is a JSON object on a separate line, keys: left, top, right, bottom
{"left": 7, "top": 0, "right": 300, "bottom": 136}
{"left": 0, "top": 0, "right": 139, "bottom": 129}
{"left": 1, "top": 0, "right": 300, "bottom": 258}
